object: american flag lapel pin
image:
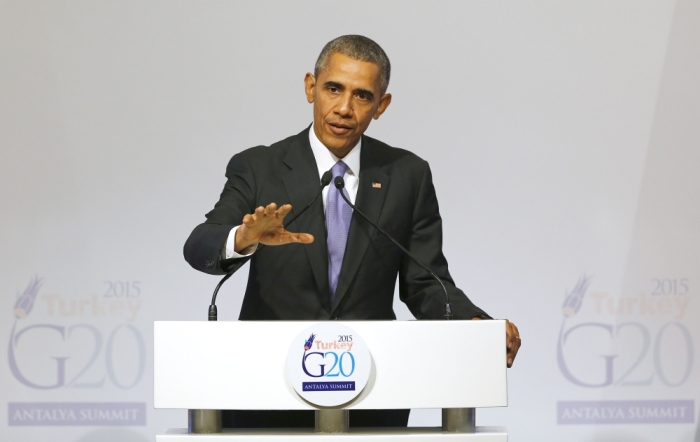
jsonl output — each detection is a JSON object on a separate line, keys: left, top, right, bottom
{"left": 372, "top": 182, "right": 382, "bottom": 189}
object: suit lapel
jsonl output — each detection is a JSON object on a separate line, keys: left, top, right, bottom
{"left": 281, "top": 130, "right": 330, "bottom": 308}
{"left": 331, "top": 137, "right": 390, "bottom": 313}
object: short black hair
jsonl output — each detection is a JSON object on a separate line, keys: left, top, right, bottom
{"left": 314, "top": 35, "right": 391, "bottom": 95}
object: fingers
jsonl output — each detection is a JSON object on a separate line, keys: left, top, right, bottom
{"left": 261, "top": 231, "right": 315, "bottom": 245}
{"left": 264, "top": 203, "right": 277, "bottom": 217}
{"left": 244, "top": 203, "right": 293, "bottom": 224}
{"left": 255, "top": 203, "right": 277, "bottom": 221}
{"left": 276, "top": 204, "right": 293, "bottom": 218}
{"left": 505, "top": 319, "right": 521, "bottom": 368}
{"left": 294, "top": 233, "right": 314, "bottom": 244}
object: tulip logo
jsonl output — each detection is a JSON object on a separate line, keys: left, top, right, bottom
{"left": 561, "top": 275, "right": 591, "bottom": 318}
{"left": 303, "top": 334, "right": 315, "bottom": 351}
{"left": 13, "top": 276, "right": 42, "bottom": 319}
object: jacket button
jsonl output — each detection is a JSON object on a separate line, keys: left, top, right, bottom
{"left": 332, "top": 316, "right": 338, "bottom": 320}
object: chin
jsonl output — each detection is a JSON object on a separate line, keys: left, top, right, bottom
{"left": 326, "top": 144, "right": 347, "bottom": 153}
{"left": 321, "top": 137, "right": 347, "bottom": 150}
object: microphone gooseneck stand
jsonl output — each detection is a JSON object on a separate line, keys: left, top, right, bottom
{"left": 333, "top": 176, "right": 453, "bottom": 320}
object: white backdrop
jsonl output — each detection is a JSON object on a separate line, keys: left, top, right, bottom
{"left": 1, "top": 1, "right": 699, "bottom": 441}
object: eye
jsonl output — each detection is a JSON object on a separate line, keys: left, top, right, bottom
{"left": 328, "top": 86, "right": 340, "bottom": 94}
{"left": 356, "top": 93, "right": 369, "bottom": 100}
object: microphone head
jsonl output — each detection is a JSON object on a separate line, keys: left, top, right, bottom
{"left": 334, "top": 176, "right": 345, "bottom": 189}
{"left": 320, "top": 170, "right": 333, "bottom": 187}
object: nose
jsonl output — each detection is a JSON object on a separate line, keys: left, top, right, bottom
{"left": 336, "top": 93, "right": 353, "bottom": 117}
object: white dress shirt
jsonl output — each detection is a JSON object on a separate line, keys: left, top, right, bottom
{"left": 224, "top": 127, "right": 361, "bottom": 259}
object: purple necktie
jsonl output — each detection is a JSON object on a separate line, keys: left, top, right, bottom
{"left": 326, "top": 161, "right": 353, "bottom": 301}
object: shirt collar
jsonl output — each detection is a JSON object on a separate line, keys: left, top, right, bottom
{"left": 308, "top": 125, "right": 362, "bottom": 178}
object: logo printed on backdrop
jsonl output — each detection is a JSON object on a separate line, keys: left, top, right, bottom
{"left": 286, "top": 324, "right": 371, "bottom": 407}
{"left": 556, "top": 275, "right": 695, "bottom": 425}
{"left": 6, "top": 276, "right": 147, "bottom": 426}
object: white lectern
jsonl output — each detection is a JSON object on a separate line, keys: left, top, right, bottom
{"left": 154, "top": 320, "right": 508, "bottom": 441}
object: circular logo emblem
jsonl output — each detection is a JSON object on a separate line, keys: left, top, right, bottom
{"left": 285, "top": 324, "right": 371, "bottom": 407}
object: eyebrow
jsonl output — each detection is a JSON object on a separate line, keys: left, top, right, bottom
{"left": 324, "top": 81, "right": 375, "bottom": 101}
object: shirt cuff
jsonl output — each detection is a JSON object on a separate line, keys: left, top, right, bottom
{"left": 225, "top": 225, "right": 258, "bottom": 259}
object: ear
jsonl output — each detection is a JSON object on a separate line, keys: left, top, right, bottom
{"left": 373, "top": 93, "right": 392, "bottom": 120}
{"left": 304, "top": 73, "right": 316, "bottom": 104}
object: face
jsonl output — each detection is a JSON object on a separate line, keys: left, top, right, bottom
{"left": 304, "top": 52, "right": 392, "bottom": 158}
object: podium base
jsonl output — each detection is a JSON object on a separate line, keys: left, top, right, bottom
{"left": 156, "top": 426, "right": 507, "bottom": 441}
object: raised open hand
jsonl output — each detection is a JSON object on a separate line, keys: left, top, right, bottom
{"left": 234, "top": 203, "right": 314, "bottom": 252}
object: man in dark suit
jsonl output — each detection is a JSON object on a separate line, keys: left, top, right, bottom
{"left": 185, "top": 35, "right": 521, "bottom": 428}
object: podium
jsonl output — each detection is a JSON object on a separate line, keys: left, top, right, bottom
{"left": 154, "top": 320, "right": 508, "bottom": 440}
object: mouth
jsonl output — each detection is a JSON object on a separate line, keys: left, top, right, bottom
{"left": 327, "top": 122, "right": 354, "bottom": 136}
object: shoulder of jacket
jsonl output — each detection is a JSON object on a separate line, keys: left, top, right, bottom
{"left": 227, "top": 131, "right": 304, "bottom": 165}
{"left": 363, "top": 135, "right": 429, "bottom": 169}
{"left": 236, "top": 139, "right": 288, "bottom": 159}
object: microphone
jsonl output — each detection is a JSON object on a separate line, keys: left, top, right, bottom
{"left": 333, "top": 176, "right": 453, "bottom": 320}
{"left": 284, "top": 170, "right": 333, "bottom": 229}
{"left": 208, "top": 170, "right": 334, "bottom": 321}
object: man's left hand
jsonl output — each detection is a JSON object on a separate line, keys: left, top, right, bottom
{"left": 504, "top": 319, "right": 521, "bottom": 368}
{"left": 472, "top": 317, "right": 521, "bottom": 368}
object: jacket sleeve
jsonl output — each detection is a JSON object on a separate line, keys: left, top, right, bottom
{"left": 183, "top": 152, "right": 257, "bottom": 275}
{"left": 397, "top": 161, "right": 491, "bottom": 320}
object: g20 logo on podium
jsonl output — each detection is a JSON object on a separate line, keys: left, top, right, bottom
{"left": 285, "top": 324, "right": 371, "bottom": 406}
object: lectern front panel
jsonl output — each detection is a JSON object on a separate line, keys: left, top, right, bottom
{"left": 154, "top": 320, "right": 507, "bottom": 410}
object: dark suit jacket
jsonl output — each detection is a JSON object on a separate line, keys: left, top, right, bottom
{"left": 184, "top": 128, "right": 489, "bottom": 320}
